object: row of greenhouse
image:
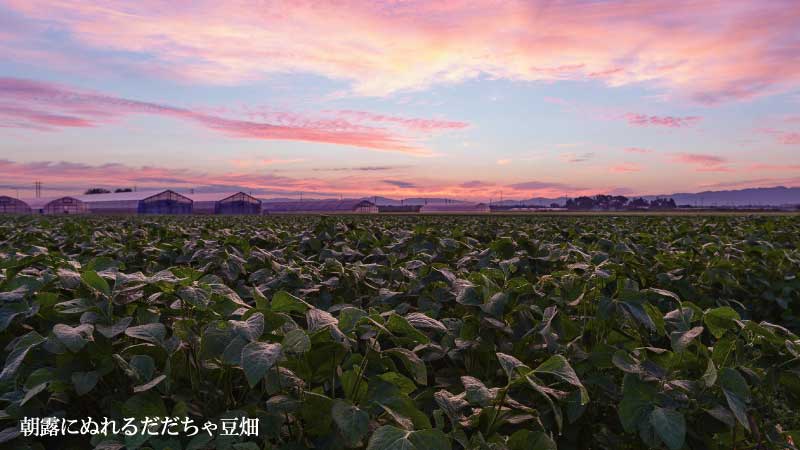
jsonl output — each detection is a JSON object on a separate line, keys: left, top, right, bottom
{"left": 0, "top": 190, "right": 490, "bottom": 215}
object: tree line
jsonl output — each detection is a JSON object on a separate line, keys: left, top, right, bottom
{"left": 84, "top": 188, "right": 133, "bottom": 195}
{"left": 563, "top": 195, "right": 676, "bottom": 210}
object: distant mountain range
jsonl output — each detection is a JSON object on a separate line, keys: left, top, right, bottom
{"left": 351, "top": 186, "right": 800, "bottom": 207}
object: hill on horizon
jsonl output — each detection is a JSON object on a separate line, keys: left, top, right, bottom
{"left": 343, "top": 186, "right": 800, "bottom": 207}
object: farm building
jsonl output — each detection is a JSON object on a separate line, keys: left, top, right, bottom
{"left": 261, "top": 199, "right": 378, "bottom": 214}
{"left": 78, "top": 190, "right": 193, "bottom": 214}
{"left": 24, "top": 196, "right": 88, "bottom": 214}
{"left": 0, "top": 196, "right": 32, "bottom": 214}
{"left": 420, "top": 203, "right": 490, "bottom": 213}
{"left": 377, "top": 205, "right": 422, "bottom": 213}
{"left": 187, "top": 192, "right": 261, "bottom": 215}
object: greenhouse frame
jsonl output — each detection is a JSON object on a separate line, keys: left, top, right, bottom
{"left": 24, "top": 196, "right": 88, "bottom": 214}
{"left": 187, "top": 192, "right": 262, "bottom": 215}
{"left": 0, "top": 196, "right": 32, "bottom": 214}
{"left": 78, "top": 190, "right": 193, "bottom": 214}
{"left": 420, "top": 203, "right": 490, "bottom": 213}
{"left": 260, "top": 199, "right": 378, "bottom": 214}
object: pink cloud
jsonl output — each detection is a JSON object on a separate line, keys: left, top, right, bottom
{"left": 0, "top": 158, "right": 581, "bottom": 201}
{"left": 330, "top": 110, "right": 468, "bottom": 133}
{"left": 0, "top": 77, "right": 448, "bottom": 154}
{"left": 671, "top": 153, "right": 734, "bottom": 172}
{"left": 609, "top": 163, "right": 642, "bottom": 173}
{"left": 460, "top": 180, "right": 495, "bottom": 189}
{"left": 3, "top": 1, "right": 800, "bottom": 101}
{"left": 229, "top": 158, "right": 305, "bottom": 168}
{"left": 624, "top": 147, "right": 654, "bottom": 154}
{"left": 561, "top": 152, "right": 595, "bottom": 163}
{"left": 624, "top": 113, "right": 701, "bottom": 128}
{"left": 748, "top": 163, "right": 800, "bottom": 171}
{"left": 672, "top": 153, "right": 726, "bottom": 165}
{"left": 779, "top": 133, "right": 800, "bottom": 145}
{"left": 758, "top": 128, "right": 800, "bottom": 145}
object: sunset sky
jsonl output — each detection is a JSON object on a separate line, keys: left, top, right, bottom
{"left": 1, "top": 0, "right": 799, "bottom": 200}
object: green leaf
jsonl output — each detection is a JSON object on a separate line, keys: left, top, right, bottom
{"left": 497, "top": 352, "right": 529, "bottom": 381}
{"left": 241, "top": 341, "right": 282, "bottom": 387}
{"left": 649, "top": 407, "right": 686, "bottom": 450}
{"left": 96, "top": 317, "right": 133, "bottom": 339}
{"left": 704, "top": 307, "right": 740, "bottom": 339}
{"left": 385, "top": 348, "right": 427, "bottom": 385}
{"left": 133, "top": 374, "right": 167, "bottom": 393}
{"left": 271, "top": 291, "right": 310, "bottom": 313}
{"left": 405, "top": 312, "right": 447, "bottom": 333}
{"left": 72, "top": 371, "right": 100, "bottom": 396}
{"left": 461, "top": 375, "right": 493, "bottom": 406}
{"left": 534, "top": 355, "right": 589, "bottom": 404}
{"left": 0, "top": 331, "right": 45, "bottom": 381}
{"left": 282, "top": 329, "right": 310, "bottom": 353}
{"left": 229, "top": 313, "right": 265, "bottom": 342}
{"left": 0, "top": 302, "right": 32, "bottom": 332}
{"left": 53, "top": 323, "right": 93, "bottom": 353}
{"left": 21, "top": 382, "right": 48, "bottom": 406}
{"left": 723, "top": 390, "right": 751, "bottom": 433}
{"left": 612, "top": 350, "right": 641, "bottom": 374}
{"left": 380, "top": 372, "right": 417, "bottom": 396}
{"left": 670, "top": 326, "right": 704, "bottom": 353}
{"left": 702, "top": 359, "right": 718, "bottom": 387}
{"left": 0, "top": 427, "right": 20, "bottom": 445}
{"left": 619, "top": 374, "right": 657, "bottom": 433}
{"left": 719, "top": 368, "right": 751, "bottom": 432}
{"left": 331, "top": 400, "right": 369, "bottom": 448}
{"left": 526, "top": 375, "right": 563, "bottom": 432}
{"left": 386, "top": 314, "right": 429, "bottom": 344}
{"left": 81, "top": 270, "right": 111, "bottom": 296}
{"left": 122, "top": 391, "right": 167, "bottom": 419}
{"left": 508, "top": 430, "right": 557, "bottom": 450}
{"left": 719, "top": 368, "right": 751, "bottom": 402}
{"left": 125, "top": 323, "right": 166, "bottom": 345}
{"left": 366, "top": 426, "right": 450, "bottom": 450}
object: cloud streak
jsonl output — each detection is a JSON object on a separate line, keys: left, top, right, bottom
{"left": 624, "top": 114, "right": 700, "bottom": 128}
{"left": 671, "top": 153, "right": 733, "bottom": 172}
{"left": 609, "top": 163, "right": 642, "bottom": 173}
{"left": 0, "top": 77, "right": 464, "bottom": 154}
{"left": 3, "top": 1, "right": 800, "bottom": 101}
{"left": 0, "top": 158, "right": 623, "bottom": 201}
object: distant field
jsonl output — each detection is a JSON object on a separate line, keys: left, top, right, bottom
{"left": 0, "top": 214, "right": 798, "bottom": 449}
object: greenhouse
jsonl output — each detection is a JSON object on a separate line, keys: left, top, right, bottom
{"left": 261, "top": 199, "right": 378, "bottom": 214}
{"left": 187, "top": 192, "right": 262, "bottom": 215}
{"left": 0, "top": 196, "right": 32, "bottom": 214}
{"left": 420, "top": 202, "right": 490, "bottom": 213}
{"left": 78, "top": 190, "right": 193, "bottom": 214}
{"left": 24, "top": 196, "right": 88, "bottom": 214}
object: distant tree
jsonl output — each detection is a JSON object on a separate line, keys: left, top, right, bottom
{"left": 610, "top": 195, "right": 629, "bottom": 210}
{"left": 114, "top": 188, "right": 133, "bottom": 193}
{"left": 650, "top": 197, "right": 677, "bottom": 209}
{"left": 594, "top": 194, "right": 612, "bottom": 209}
{"left": 629, "top": 197, "right": 649, "bottom": 209}
{"left": 549, "top": 202, "right": 560, "bottom": 209}
{"left": 566, "top": 196, "right": 596, "bottom": 210}
{"left": 84, "top": 188, "right": 111, "bottom": 195}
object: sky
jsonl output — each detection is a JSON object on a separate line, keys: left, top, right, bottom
{"left": 1, "top": 0, "right": 799, "bottom": 201}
